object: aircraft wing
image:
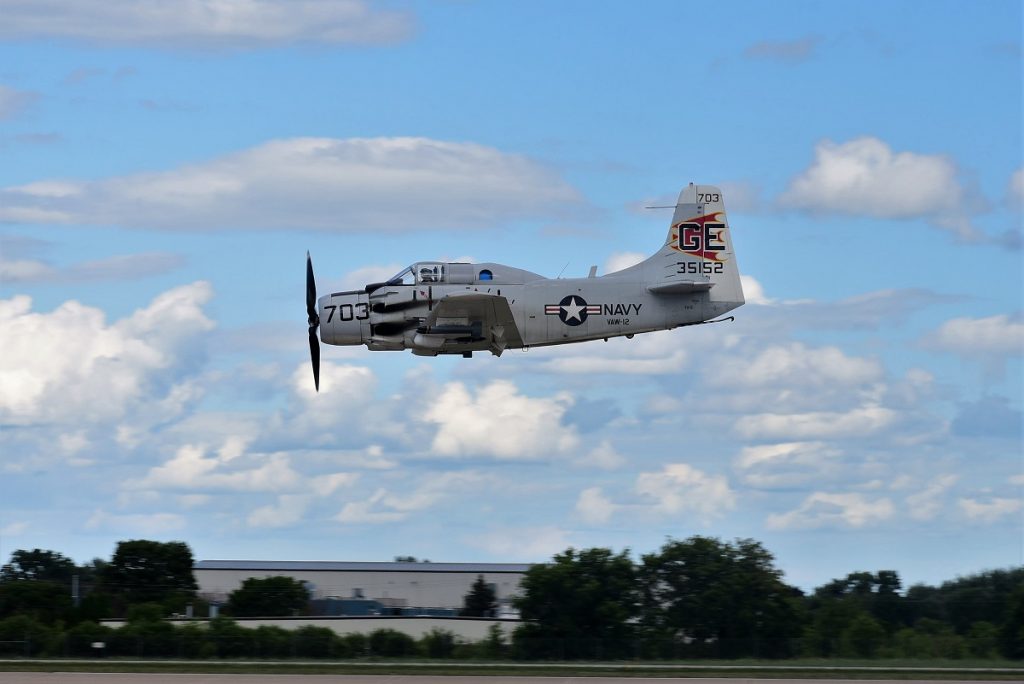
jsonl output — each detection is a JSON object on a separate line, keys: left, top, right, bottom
{"left": 419, "top": 292, "right": 523, "bottom": 356}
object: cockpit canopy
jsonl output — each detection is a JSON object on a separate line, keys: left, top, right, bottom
{"left": 386, "top": 263, "right": 495, "bottom": 286}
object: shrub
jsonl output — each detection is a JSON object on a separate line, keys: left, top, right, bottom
{"left": 368, "top": 628, "right": 416, "bottom": 657}
{"left": 419, "top": 628, "right": 457, "bottom": 658}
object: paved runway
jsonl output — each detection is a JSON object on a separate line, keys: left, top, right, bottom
{"left": 0, "top": 676, "right": 1008, "bottom": 684}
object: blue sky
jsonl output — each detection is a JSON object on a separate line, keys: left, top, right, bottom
{"left": 0, "top": 0, "right": 1021, "bottom": 592}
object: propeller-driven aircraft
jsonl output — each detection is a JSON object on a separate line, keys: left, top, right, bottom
{"left": 305, "top": 183, "right": 744, "bottom": 390}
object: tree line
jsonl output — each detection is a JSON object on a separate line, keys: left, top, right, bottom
{"left": 1, "top": 536, "right": 1021, "bottom": 660}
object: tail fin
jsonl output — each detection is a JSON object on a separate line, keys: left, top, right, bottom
{"left": 642, "top": 183, "right": 744, "bottom": 316}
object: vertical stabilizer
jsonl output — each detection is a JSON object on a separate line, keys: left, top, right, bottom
{"left": 639, "top": 183, "right": 744, "bottom": 316}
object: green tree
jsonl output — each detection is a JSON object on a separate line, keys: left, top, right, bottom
{"left": 0, "top": 579, "right": 73, "bottom": 624}
{"left": 368, "top": 628, "right": 417, "bottom": 657}
{"left": 0, "top": 549, "right": 76, "bottom": 584}
{"left": 100, "top": 540, "right": 197, "bottom": 609}
{"left": 640, "top": 536, "right": 803, "bottom": 658}
{"left": 460, "top": 574, "right": 498, "bottom": 617}
{"left": 513, "top": 547, "right": 638, "bottom": 660}
{"left": 966, "top": 620, "right": 1000, "bottom": 658}
{"left": 226, "top": 575, "right": 310, "bottom": 617}
{"left": 840, "top": 612, "right": 886, "bottom": 658}
{"left": 1000, "top": 584, "right": 1024, "bottom": 659}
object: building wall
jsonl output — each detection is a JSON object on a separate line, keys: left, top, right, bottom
{"left": 195, "top": 568, "right": 525, "bottom": 610}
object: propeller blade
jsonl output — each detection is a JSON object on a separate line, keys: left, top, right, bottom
{"left": 306, "top": 251, "right": 321, "bottom": 392}
{"left": 308, "top": 327, "right": 321, "bottom": 392}
{"left": 306, "top": 251, "right": 318, "bottom": 326}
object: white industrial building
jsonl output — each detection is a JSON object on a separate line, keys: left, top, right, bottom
{"left": 195, "top": 560, "right": 531, "bottom": 616}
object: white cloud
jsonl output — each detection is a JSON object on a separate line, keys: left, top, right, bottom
{"left": 0, "top": 252, "right": 185, "bottom": 284}
{"left": 958, "top": 497, "right": 1022, "bottom": 523}
{"left": 335, "top": 263, "right": 404, "bottom": 292}
{"left": 132, "top": 444, "right": 303, "bottom": 493}
{"left": 906, "top": 474, "right": 958, "bottom": 521}
{"left": 781, "top": 137, "right": 962, "bottom": 219}
{"left": 575, "top": 487, "right": 616, "bottom": 524}
{"left": 0, "top": 84, "right": 36, "bottom": 120}
{"left": 247, "top": 495, "right": 312, "bottom": 528}
{"left": 1009, "top": 167, "right": 1024, "bottom": 209}
{"left": 767, "top": 492, "right": 895, "bottom": 530}
{"left": 604, "top": 251, "right": 645, "bottom": 274}
{"left": 470, "top": 525, "right": 572, "bottom": 560}
{"left": 334, "top": 489, "right": 406, "bottom": 524}
{"left": 533, "top": 330, "right": 689, "bottom": 375}
{"left": 0, "top": 282, "right": 213, "bottom": 426}
{"left": 0, "top": 521, "right": 28, "bottom": 536}
{"left": 739, "top": 274, "right": 772, "bottom": 305}
{"left": 575, "top": 440, "right": 626, "bottom": 470}
{"left": 734, "top": 441, "right": 841, "bottom": 488}
{"left": 311, "top": 472, "right": 361, "bottom": 497}
{"left": 334, "top": 471, "right": 485, "bottom": 524}
{"left": 926, "top": 313, "right": 1024, "bottom": 357}
{"left": 634, "top": 463, "right": 736, "bottom": 520}
{"left": 85, "top": 509, "right": 186, "bottom": 534}
{"left": 736, "top": 404, "right": 896, "bottom": 440}
{"left": 0, "top": 137, "right": 580, "bottom": 232}
{"left": 423, "top": 380, "right": 579, "bottom": 459}
{"left": 0, "top": 0, "right": 412, "bottom": 48}
{"left": 716, "top": 343, "right": 883, "bottom": 389}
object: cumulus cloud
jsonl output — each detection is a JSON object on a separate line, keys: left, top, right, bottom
{"left": 715, "top": 342, "right": 883, "bottom": 389}
{"left": 0, "top": 251, "right": 185, "bottom": 283}
{"left": 734, "top": 441, "right": 842, "bottom": 488}
{"left": 532, "top": 329, "right": 689, "bottom": 375}
{"left": 0, "top": 282, "right": 213, "bottom": 426}
{"left": 0, "top": 137, "right": 581, "bottom": 232}
{"left": 470, "top": 525, "right": 572, "bottom": 560}
{"left": 767, "top": 492, "right": 895, "bottom": 530}
{"left": 575, "top": 487, "right": 616, "bottom": 524}
{"left": 423, "top": 380, "right": 579, "bottom": 459}
{"left": 905, "top": 474, "right": 958, "bottom": 521}
{"left": 779, "top": 137, "right": 996, "bottom": 243}
{"left": 634, "top": 463, "right": 736, "bottom": 520}
{"left": 0, "top": 84, "right": 37, "bottom": 120}
{"left": 604, "top": 251, "right": 645, "bottom": 274}
{"left": 85, "top": 509, "right": 186, "bottom": 534}
{"left": 736, "top": 404, "right": 896, "bottom": 440}
{"left": 335, "top": 471, "right": 487, "bottom": 524}
{"left": 739, "top": 274, "right": 772, "bottom": 305}
{"left": 131, "top": 443, "right": 304, "bottom": 493}
{"left": 1008, "top": 167, "right": 1024, "bottom": 209}
{"left": 958, "top": 496, "right": 1022, "bottom": 523}
{"left": 575, "top": 440, "right": 626, "bottom": 470}
{"left": 781, "top": 137, "right": 962, "bottom": 218}
{"left": 248, "top": 495, "right": 312, "bottom": 528}
{"left": 0, "top": 0, "right": 413, "bottom": 48}
{"left": 926, "top": 313, "right": 1024, "bottom": 357}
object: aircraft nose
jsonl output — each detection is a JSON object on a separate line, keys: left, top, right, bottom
{"left": 318, "top": 293, "right": 366, "bottom": 346}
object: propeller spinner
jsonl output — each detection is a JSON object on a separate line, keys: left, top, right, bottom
{"left": 306, "top": 251, "right": 320, "bottom": 392}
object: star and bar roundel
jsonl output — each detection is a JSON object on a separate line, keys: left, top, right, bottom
{"left": 545, "top": 295, "right": 601, "bottom": 326}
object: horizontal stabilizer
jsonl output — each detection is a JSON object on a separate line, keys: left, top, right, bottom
{"left": 648, "top": 280, "right": 714, "bottom": 294}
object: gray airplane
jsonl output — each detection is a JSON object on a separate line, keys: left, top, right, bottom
{"left": 305, "top": 183, "right": 744, "bottom": 389}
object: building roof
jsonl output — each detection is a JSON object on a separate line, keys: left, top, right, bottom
{"left": 195, "top": 560, "right": 533, "bottom": 573}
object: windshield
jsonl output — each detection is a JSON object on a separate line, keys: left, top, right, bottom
{"left": 386, "top": 266, "right": 415, "bottom": 286}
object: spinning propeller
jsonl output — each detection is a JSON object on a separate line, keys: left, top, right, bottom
{"left": 306, "top": 251, "right": 320, "bottom": 392}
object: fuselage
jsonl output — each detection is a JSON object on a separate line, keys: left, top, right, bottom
{"left": 319, "top": 260, "right": 739, "bottom": 356}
